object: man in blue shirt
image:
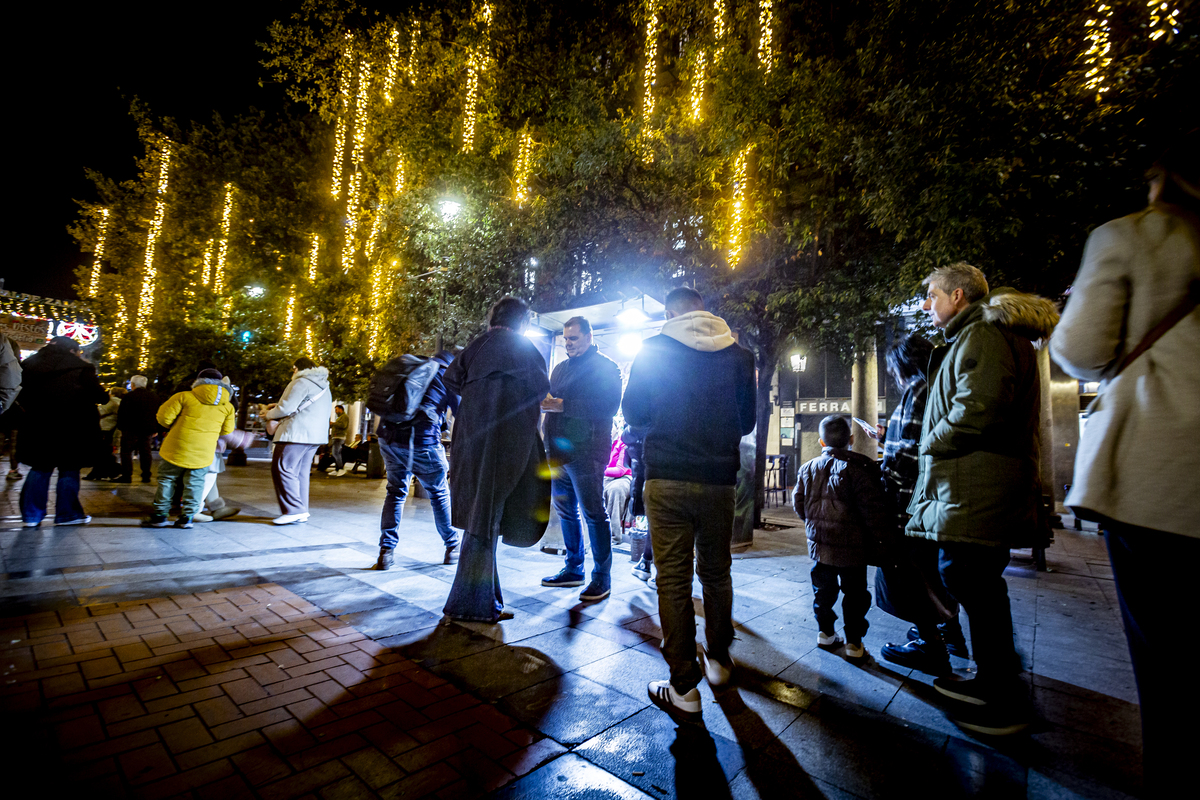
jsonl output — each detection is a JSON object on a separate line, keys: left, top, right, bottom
{"left": 374, "top": 350, "right": 461, "bottom": 569}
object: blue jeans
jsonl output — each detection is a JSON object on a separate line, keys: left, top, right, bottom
{"left": 20, "top": 468, "right": 86, "bottom": 524}
{"left": 331, "top": 439, "right": 345, "bottom": 470}
{"left": 443, "top": 529, "right": 504, "bottom": 622}
{"left": 937, "top": 542, "right": 1019, "bottom": 688}
{"left": 153, "top": 460, "right": 208, "bottom": 517}
{"left": 552, "top": 457, "right": 611, "bottom": 585}
{"left": 379, "top": 440, "right": 458, "bottom": 549}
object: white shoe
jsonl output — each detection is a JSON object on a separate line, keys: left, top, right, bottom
{"left": 193, "top": 513, "right": 213, "bottom": 523}
{"left": 647, "top": 680, "right": 702, "bottom": 722}
{"left": 273, "top": 513, "right": 309, "bottom": 525}
{"left": 702, "top": 649, "right": 734, "bottom": 688}
{"left": 22, "top": 520, "right": 40, "bottom": 528}
{"left": 335, "top": 468, "right": 347, "bottom": 476}
{"left": 818, "top": 631, "right": 844, "bottom": 648}
{"left": 57, "top": 516, "right": 92, "bottom": 526}
{"left": 845, "top": 642, "right": 868, "bottom": 660}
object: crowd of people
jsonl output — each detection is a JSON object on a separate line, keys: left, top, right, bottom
{"left": 2, "top": 139, "right": 1194, "bottom": 793}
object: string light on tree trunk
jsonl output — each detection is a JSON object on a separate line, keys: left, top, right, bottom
{"left": 343, "top": 57, "right": 372, "bottom": 272}
{"left": 201, "top": 239, "right": 214, "bottom": 286}
{"left": 461, "top": 4, "right": 493, "bottom": 154}
{"left": 214, "top": 183, "right": 234, "bottom": 295}
{"left": 1083, "top": 3, "right": 1114, "bottom": 100}
{"left": 284, "top": 288, "right": 296, "bottom": 340}
{"left": 408, "top": 20, "right": 421, "bottom": 81}
{"left": 728, "top": 146, "right": 751, "bottom": 268}
{"left": 713, "top": 0, "right": 728, "bottom": 62}
{"left": 331, "top": 32, "right": 354, "bottom": 199}
{"left": 514, "top": 129, "right": 535, "bottom": 205}
{"left": 308, "top": 233, "right": 320, "bottom": 282}
{"left": 394, "top": 156, "right": 407, "bottom": 195}
{"left": 137, "top": 142, "right": 171, "bottom": 370}
{"left": 384, "top": 28, "right": 401, "bottom": 103}
{"left": 690, "top": 50, "right": 707, "bottom": 121}
{"left": 1148, "top": 1, "right": 1181, "bottom": 40}
{"left": 641, "top": 0, "right": 661, "bottom": 164}
{"left": 369, "top": 260, "right": 383, "bottom": 357}
{"left": 758, "top": 0, "right": 775, "bottom": 72}
{"left": 88, "top": 209, "right": 110, "bottom": 297}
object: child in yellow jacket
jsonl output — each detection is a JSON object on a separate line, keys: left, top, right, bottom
{"left": 142, "top": 369, "right": 236, "bottom": 528}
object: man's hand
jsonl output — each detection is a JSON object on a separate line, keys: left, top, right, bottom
{"left": 540, "top": 394, "right": 564, "bottom": 413}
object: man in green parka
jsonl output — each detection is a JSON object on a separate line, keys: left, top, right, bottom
{"left": 906, "top": 262, "right": 1058, "bottom": 737}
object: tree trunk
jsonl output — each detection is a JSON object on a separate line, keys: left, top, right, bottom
{"left": 850, "top": 334, "right": 878, "bottom": 460}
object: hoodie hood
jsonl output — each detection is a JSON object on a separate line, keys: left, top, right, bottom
{"left": 294, "top": 365, "right": 330, "bottom": 387}
{"left": 948, "top": 287, "right": 1059, "bottom": 344}
{"left": 660, "top": 310, "right": 737, "bottom": 352}
{"left": 191, "top": 377, "right": 233, "bottom": 406}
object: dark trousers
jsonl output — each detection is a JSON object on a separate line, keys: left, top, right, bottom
{"left": 811, "top": 562, "right": 870, "bottom": 642}
{"left": 120, "top": 433, "right": 153, "bottom": 481}
{"left": 937, "top": 542, "right": 1019, "bottom": 688}
{"left": 552, "top": 457, "right": 612, "bottom": 585}
{"left": 1105, "top": 522, "right": 1198, "bottom": 797}
{"left": 645, "top": 479, "right": 735, "bottom": 695}
{"left": 20, "top": 468, "right": 85, "bottom": 524}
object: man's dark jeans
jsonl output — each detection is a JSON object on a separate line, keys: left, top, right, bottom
{"left": 811, "top": 562, "right": 870, "bottom": 642}
{"left": 378, "top": 441, "right": 458, "bottom": 550}
{"left": 1105, "top": 521, "right": 1198, "bottom": 797}
{"left": 120, "top": 433, "right": 153, "bottom": 481}
{"left": 552, "top": 457, "right": 611, "bottom": 586}
{"left": 21, "top": 468, "right": 86, "bottom": 524}
{"left": 937, "top": 542, "right": 1020, "bottom": 690}
{"left": 645, "top": 479, "right": 735, "bottom": 695}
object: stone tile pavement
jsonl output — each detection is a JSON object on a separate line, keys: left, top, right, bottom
{"left": 1, "top": 461, "right": 1143, "bottom": 798}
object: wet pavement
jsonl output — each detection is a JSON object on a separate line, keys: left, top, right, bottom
{"left": 1, "top": 461, "right": 1141, "bottom": 798}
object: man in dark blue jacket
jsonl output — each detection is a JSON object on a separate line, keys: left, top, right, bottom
{"left": 622, "top": 288, "right": 756, "bottom": 723}
{"left": 540, "top": 316, "right": 623, "bottom": 602}
{"left": 374, "top": 350, "right": 461, "bottom": 569}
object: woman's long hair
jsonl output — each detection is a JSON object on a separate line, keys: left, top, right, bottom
{"left": 886, "top": 334, "right": 934, "bottom": 388}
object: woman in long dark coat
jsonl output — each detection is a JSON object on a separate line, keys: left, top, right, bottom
{"left": 442, "top": 297, "right": 550, "bottom": 623}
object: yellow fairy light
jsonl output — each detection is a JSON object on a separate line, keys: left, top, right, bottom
{"left": 690, "top": 50, "right": 707, "bottom": 121}
{"left": 713, "top": 0, "right": 728, "bottom": 61}
{"left": 394, "top": 157, "right": 407, "bottom": 195}
{"left": 365, "top": 212, "right": 382, "bottom": 259}
{"left": 1083, "top": 3, "right": 1113, "bottom": 100}
{"left": 342, "top": 57, "right": 372, "bottom": 272}
{"left": 343, "top": 172, "right": 362, "bottom": 273}
{"left": 642, "top": 0, "right": 660, "bottom": 122}
{"left": 308, "top": 233, "right": 319, "bottom": 282}
{"left": 88, "top": 208, "right": 110, "bottom": 297}
{"left": 201, "top": 239, "right": 214, "bottom": 286}
{"left": 137, "top": 142, "right": 171, "bottom": 369}
{"left": 214, "top": 183, "right": 234, "bottom": 295}
{"left": 408, "top": 20, "right": 421, "bottom": 81}
{"left": 284, "top": 288, "right": 296, "bottom": 340}
{"left": 384, "top": 28, "right": 400, "bottom": 103}
{"left": 368, "top": 260, "right": 383, "bottom": 357}
{"left": 758, "top": 0, "right": 775, "bottom": 72}
{"left": 514, "top": 129, "right": 535, "bottom": 205}
{"left": 305, "top": 324, "right": 314, "bottom": 357}
{"left": 462, "top": 4, "right": 492, "bottom": 153}
{"left": 331, "top": 32, "right": 353, "bottom": 199}
{"left": 728, "top": 146, "right": 751, "bottom": 268}
{"left": 1148, "top": 1, "right": 1181, "bottom": 40}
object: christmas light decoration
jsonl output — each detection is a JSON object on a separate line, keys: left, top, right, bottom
{"left": 214, "top": 183, "right": 234, "bottom": 295}
{"left": 56, "top": 321, "right": 99, "bottom": 348}
{"left": 394, "top": 157, "right": 407, "bottom": 195}
{"left": 713, "top": 0, "right": 728, "bottom": 61}
{"left": 514, "top": 129, "right": 535, "bottom": 205}
{"left": 690, "top": 50, "right": 707, "bottom": 121}
{"left": 369, "top": 260, "right": 383, "bottom": 357}
{"left": 331, "top": 32, "right": 354, "bottom": 199}
{"left": 758, "top": 0, "right": 775, "bottom": 72}
{"left": 1148, "top": 1, "right": 1181, "bottom": 40}
{"left": 88, "top": 209, "right": 110, "bottom": 297}
{"left": 306, "top": 324, "right": 314, "bottom": 357}
{"left": 284, "top": 288, "right": 296, "bottom": 340}
{"left": 641, "top": 0, "right": 660, "bottom": 123}
{"left": 1083, "top": 3, "right": 1114, "bottom": 100}
{"left": 408, "top": 20, "right": 421, "bottom": 80}
{"left": 342, "top": 57, "right": 372, "bottom": 272}
{"left": 137, "top": 142, "right": 171, "bottom": 369}
{"left": 366, "top": 211, "right": 382, "bottom": 259}
{"left": 728, "top": 146, "right": 751, "bottom": 268}
{"left": 384, "top": 27, "right": 401, "bottom": 103}
{"left": 201, "top": 239, "right": 214, "bottom": 286}
{"left": 462, "top": 4, "right": 492, "bottom": 154}
{"left": 343, "top": 172, "right": 362, "bottom": 273}
{"left": 308, "top": 234, "right": 320, "bottom": 282}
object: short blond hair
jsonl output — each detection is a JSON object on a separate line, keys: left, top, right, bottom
{"left": 923, "top": 262, "right": 989, "bottom": 303}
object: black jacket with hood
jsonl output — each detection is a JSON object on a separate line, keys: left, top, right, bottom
{"left": 16, "top": 342, "right": 108, "bottom": 470}
{"left": 544, "top": 344, "right": 622, "bottom": 464}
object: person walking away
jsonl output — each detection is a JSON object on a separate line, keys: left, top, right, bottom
{"left": 1, "top": 335, "right": 22, "bottom": 480}
{"left": 329, "top": 404, "right": 350, "bottom": 475}
{"left": 142, "top": 368, "right": 235, "bottom": 529}
{"left": 443, "top": 297, "right": 551, "bottom": 623}
{"left": 541, "top": 316, "right": 623, "bottom": 602}
{"left": 874, "top": 335, "right": 967, "bottom": 675}
{"left": 622, "top": 287, "right": 756, "bottom": 722}
{"left": 371, "top": 350, "right": 462, "bottom": 569}
{"left": 1049, "top": 135, "right": 1200, "bottom": 797}
{"left": 117, "top": 375, "right": 158, "bottom": 483}
{"left": 85, "top": 387, "right": 123, "bottom": 480}
{"left": 906, "top": 262, "right": 1058, "bottom": 736}
{"left": 16, "top": 336, "right": 108, "bottom": 527}
{"left": 602, "top": 436, "right": 632, "bottom": 547}
{"left": 264, "top": 357, "right": 333, "bottom": 525}
{"left": 793, "top": 415, "right": 891, "bottom": 661}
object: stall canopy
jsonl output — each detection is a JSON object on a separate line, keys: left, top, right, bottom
{"left": 529, "top": 293, "right": 667, "bottom": 372}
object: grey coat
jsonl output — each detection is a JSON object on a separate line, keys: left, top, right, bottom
{"left": 1050, "top": 205, "right": 1200, "bottom": 537}
{"left": 267, "top": 366, "right": 334, "bottom": 445}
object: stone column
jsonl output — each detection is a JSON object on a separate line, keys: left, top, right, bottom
{"left": 850, "top": 335, "right": 878, "bottom": 460}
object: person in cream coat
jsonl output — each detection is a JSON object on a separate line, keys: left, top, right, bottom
{"left": 265, "top": 356, "right": 333, "bottom": 524}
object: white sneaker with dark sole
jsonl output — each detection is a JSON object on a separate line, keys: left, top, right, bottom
{"left": 648, "top": 680, "right": 702, "bottom": 723}
{"left": 845, "top": 642, "right": 868, "bottom": 660}
{"left": 57, "top": 516, "right": 92, "bottom": 526}
{"left": 817, "top": 631, "right": 844, "bottom": 648}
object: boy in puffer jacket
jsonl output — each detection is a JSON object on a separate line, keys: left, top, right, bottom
{"left": 793, "top": 415, "right": 892, "bottom": 660}
{"left": 143, "top": 368, "right": 236, "bottom": 529}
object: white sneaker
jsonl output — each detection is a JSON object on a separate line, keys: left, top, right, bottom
{"left": 818, "top": 631, "right": 844, "bottom": 648}
{"left": 57, "top": 516, "right": 92, "bottom": 526}
{"left": 193, "top": 513, "right": 213, "bottom": 523}
{"left": 334, "top": 468, "right": 347, "bottom": 476}
{"left": 22, "top": 520, "right": 40, "bottom": 528}
{"left": 647, "top": 680, "right": 702, "bottom": 722}
{"left": 845, "top": 641, "right": 868, "bottom": 660}
{"left": 273, "top": 513, "right": 309, "bottom": 525}
{"left": 702, "top": 649, "right": 734, "bottom": 688}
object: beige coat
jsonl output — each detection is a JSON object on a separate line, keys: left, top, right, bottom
{"left": 1050, "top": 205, "right": 1200, "bottom": 537}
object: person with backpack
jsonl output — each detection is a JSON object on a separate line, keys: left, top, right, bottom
{"left": 369, "top": 350, "right": 461, "bottom": 569}
{"left": 264, "top": 356, "right": 333, "bottom": 525}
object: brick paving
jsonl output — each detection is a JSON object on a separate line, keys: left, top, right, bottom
{"left": 0, "top": 584, "right": 561, "bottom": 799}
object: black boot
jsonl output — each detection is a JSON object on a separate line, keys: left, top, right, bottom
{"left": 374, "top": 547, "right": 395, "bottom": 571}
{"left": 938, "top": 618, "right": 969, "bottom": 659}
{"left": 881, "top": 639, "right": 952, "bottom": 675}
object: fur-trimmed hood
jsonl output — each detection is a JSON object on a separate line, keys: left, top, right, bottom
{"left": 190, "top": 376, "right": 233, "bottom": 406}
{"left": 948, "top": 287, "right": 1059, "bottom": 344}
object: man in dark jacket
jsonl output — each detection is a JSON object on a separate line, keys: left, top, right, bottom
{"left": 540, "top": 316, "right": 623, "bottom": 601}
{"left": 374, "top": 351, "right": 461, "bottom": 569}
{"left": 16, "top": 336, "right": 108, "bottom": 527}
{"left": 442, "top": 297, "right": 551, "bottom": 623}
{"left": 793, "top": 416, "right": 892, "bottom": 661}
{"left": 117, "top": 374, "right": 159, "bottom": 483}
{"left": 622, "top": 287, "right": 756, "bottom": 723}
{"left": 907, "top": 262, "right": 1058, "bottom": 736}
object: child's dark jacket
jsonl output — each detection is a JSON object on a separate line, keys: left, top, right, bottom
{"left": 793, "top": 446, "right": 892, "bottom": 567}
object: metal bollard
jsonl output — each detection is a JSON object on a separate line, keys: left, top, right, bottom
{"left": 366, "top": 439, "right": 385, "bottom": 478}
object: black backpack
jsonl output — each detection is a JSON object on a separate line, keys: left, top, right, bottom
{"left": 367, "top": 355, "right": 441, "bottom": 424}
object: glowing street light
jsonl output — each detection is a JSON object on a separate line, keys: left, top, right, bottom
{"left": 438, "top": 199, "right": 463, "bottom": 221}
{"left": 617, "top": 308, "right": 648, "bottom": 327}
{"left": 790, "top": 353, "right": 807, "bottom": 373}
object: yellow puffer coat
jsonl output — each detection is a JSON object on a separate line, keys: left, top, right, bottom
{"left": 157, "top": 379, "right": 237, "bottom": 469}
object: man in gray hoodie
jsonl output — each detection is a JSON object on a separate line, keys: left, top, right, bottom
{"left": 622, "top": 287, "right": 756, "bottom": 723}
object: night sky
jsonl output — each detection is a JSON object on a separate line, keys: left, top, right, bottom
{"left": 11, "top": 1, "right": 292, "bottom": 300}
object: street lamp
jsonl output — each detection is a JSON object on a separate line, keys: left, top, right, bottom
{"left": 790, "top": 352, "right": 807, "bottom": 372}
{"left": 438, "top": 199, "right": 462, "bottom": 222}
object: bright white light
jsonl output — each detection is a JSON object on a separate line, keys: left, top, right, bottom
{"left": 619, "top": 333, "right": 643, "bottom": 357}
{"left": 790, "top": 353, "right": 807, "bottom": 372}
{"left": 616, "top": 308, "right": 648, "bottom": 327}
{"left": 438, "top": 200, "right": 462, "bottom": 221}
{"left": 246, "top": 286, "right": 266, "bottom": 299}
{"left": 524, "top": 328, "right": 543, "bottom": 339}
{"left": 529, "top": 257, "right": 538, "bottom": 266}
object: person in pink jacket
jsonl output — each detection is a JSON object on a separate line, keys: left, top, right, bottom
{"left": 602, "top": 437, "right": 632, "bottom": 546}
